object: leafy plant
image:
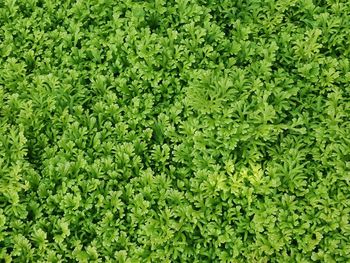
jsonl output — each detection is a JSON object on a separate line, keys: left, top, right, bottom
{"left": 0, "top": 0, "right": 350, "bottom": 262}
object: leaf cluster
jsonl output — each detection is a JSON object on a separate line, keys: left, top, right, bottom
{"left": 1, "top": 0, "right": 350, "bottom": 262}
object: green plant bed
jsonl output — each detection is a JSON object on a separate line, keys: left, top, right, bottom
{"left": 0, "top": 0, "right": 349, "bottom": 262}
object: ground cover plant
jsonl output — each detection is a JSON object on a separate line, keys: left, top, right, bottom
{"left": 1, "top": 0, "right": 350, "bottom": 262}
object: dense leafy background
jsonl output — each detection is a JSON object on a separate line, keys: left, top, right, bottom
{"left": 1, "top": 0, "right": 350, "bottom": 262}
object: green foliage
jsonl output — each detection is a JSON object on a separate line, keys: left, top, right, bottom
{"left": 1, "top": 0, "right": 350, "bottom": 262}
